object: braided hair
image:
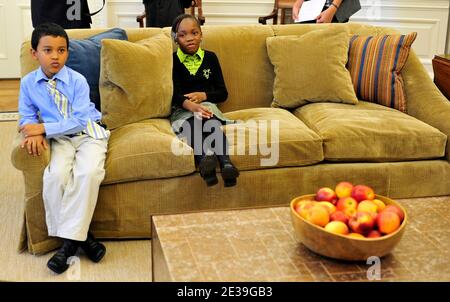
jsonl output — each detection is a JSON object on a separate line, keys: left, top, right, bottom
{"left": 171, "top": 14, "right": 202, "bottom": 41}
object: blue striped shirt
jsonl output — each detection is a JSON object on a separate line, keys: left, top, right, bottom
{"left": 19, "top": 65, "right": 101, "bottom": 139}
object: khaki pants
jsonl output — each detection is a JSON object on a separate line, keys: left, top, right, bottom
{"left": 43, "top": 134, "right": 108, "bottom": 241}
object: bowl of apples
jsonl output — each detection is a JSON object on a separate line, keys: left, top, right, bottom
{"left": 290, "top": 182, "right": 407, "bottom": 261}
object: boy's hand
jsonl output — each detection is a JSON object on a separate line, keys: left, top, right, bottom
{"left": 19, "top": 123, "right": 45, "bottom": 137}
{"left": 21, "top": 134, "right": 48, "bottom": 156}
{"left": 184, "top": 92, "right": 207, "bottom": 104}
{"left": 182, "top": 100, "right": 213, "bottom": 119}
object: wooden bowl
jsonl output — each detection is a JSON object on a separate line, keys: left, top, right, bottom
{"left": 290, "top": 194, "right": 407, "bottom": 261}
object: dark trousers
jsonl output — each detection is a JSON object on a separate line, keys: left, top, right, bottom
{"left": 144, "top": 0, "right": 186, "bottom": 28}
{"left": 179, "top": 116, "right": 230, "bottom": 164}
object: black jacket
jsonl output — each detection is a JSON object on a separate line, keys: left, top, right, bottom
{"left": 143, "top": 0, "right": 192, "bottom": 28}
{"left": 172, "top": 50, "right": 228, "bottom": 108}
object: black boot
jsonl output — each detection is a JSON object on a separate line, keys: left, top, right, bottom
{"left": 80, "top": 232, "right": 106, "bottom": 263}
{"left": 218, "top": 156, "right": 239, "bottom": 187}
{"left": 198, "top": 154, "right": 218, "bottom": 186}
{"left": 47, "top": 239, "right": 79, "bottom": 274}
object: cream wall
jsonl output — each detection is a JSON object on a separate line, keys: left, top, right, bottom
{"left": 0, "top": 0, "right": 449, "bottom": 78}
{"left": 91, "top": 0, "right": 450, "bottom": 74}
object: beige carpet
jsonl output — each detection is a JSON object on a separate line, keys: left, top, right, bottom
{"left": 0, "top": 121, "right": 152, "bottom": 281}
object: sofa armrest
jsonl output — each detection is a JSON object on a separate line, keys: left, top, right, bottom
{"left": 11, "top": 132, "right": 50, "bottom": 196}
{"left": 403, "top": 51, "right": 450, "bottom": 161}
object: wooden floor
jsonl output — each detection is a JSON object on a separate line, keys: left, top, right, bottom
{"left": 0, "top": 79, "right": 20, "bottom": 112}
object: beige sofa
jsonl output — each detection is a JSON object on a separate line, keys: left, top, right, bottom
{"left": 12, "top": 23, "right": 450, "bottom": 254}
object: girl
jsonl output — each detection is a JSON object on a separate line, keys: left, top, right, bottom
{"left": 170, "top": 14, "right": 239, "bottom": 187}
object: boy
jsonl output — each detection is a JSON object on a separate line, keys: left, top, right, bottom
{"left": 19, "top": 23, "right": 108, "bottom": 274}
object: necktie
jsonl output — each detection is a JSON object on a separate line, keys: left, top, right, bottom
{"left": 47, "top": 79, "right": 109, "bottom": 140}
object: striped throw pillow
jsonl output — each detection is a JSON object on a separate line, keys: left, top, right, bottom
{"left": 347, "top": 33, "right": 417, "bottom": 112}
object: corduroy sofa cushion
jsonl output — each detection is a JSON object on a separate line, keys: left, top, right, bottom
{"left": 99, "top": 33, "right": 173, "bottom": 130}
{"left": 103, "top": 119, "right": 195, "bottom": 184}
{"left": 347, "top": 33, "right": 417, "bottom": 113}
{"left": 294, "top": 101, "right": 447, "bottom": 162}
{"left": 266, "top": 27, "right": 358, "bottom": 109}
{"left": 223, "top": 108, "right": 324, "bottom": 170}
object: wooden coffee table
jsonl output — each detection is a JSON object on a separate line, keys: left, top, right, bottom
{"left": 151, "top": 197, "right": 450, "bottom": 282}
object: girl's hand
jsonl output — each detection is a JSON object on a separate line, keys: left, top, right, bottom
{"left": 292, "top": 0, "right": 304, "bottom": 21}
{"left": 183, "top": 100, "right": 213, "bottom": 119}
{"left": 184, "top": 92, "right": 207, "bottom": 104}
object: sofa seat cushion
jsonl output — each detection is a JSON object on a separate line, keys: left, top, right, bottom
{"left": 294, "top": 101, "right": 447, "bottom": 162}
{"left": 103, "top": 119, "right": 195, "bottom": 184}
{"left": 223, "top": 108, "right": 324, "bottom": 170}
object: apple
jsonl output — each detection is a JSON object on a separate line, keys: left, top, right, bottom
{"left": 336, "top": 197, "right": 357, "bottom": 211}
{"left": 330, "top": 210, "right": 348, "bottom": 224}
{"left": 295, "top": 201, "right": 315, "bottom": 219}
{"left": 344, "top": 207, "right": 357, "bottom": 219}
{"left": 348, "top": 212, "right": 376, "bottom": 235}
{"left": 317, "top": 201, "right": 336, "bottom": 214}
{"left": 376, "top": 211, "right": 401, "bottom": 234}
{"left": 347, "top": 233, "right": 365, "bottom": 239}
{"left": 351, "top": 185, "right": 375, "bottom": 202}
{"left": 372, "top": 199, "right": 386, "bottom": 213}
{"left": 305, "top": 205, "right": 330, "bottom": 227}
{"left": 315, "top": 187, "right": 337, "bottom": 204}
{"left": 324, "top": 221, "right": 349, "bottom": 235}
{"left": 383, "top": 205, "right": 405, "bottom": 222}
{"left": 357, "top": 200, "right": 378, "bottom": 214}
{"left": 335, "top": 181, "right": 354, "bottom": 198}
{"left": 367, "top": 230, "right": 382, "bottom": 238}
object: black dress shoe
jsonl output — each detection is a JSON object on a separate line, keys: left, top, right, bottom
{"left": 198, "top": 154, "right": 218, "bottom": 186}
{"left": 220, "top": 160, "right": 239, "bottom": 187}
{"left": 80, "top": 232, "right": 106, "bottom": 263}
{"left": 47, "top": 239, "right": 79, "bottom": 274}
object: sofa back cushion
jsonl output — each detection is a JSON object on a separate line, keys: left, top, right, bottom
{"left": 66, "top": 28, "right": 128, "bottom": 112}
{"left": 347, "top": 33, "right": 417, "bottom": 113}
{"left": 266, "top": 28, "right": 358, "bottom": 109}
{"left": 99, "top": 33, "right": 173, "bottom": 130}
{"left": 198, "top": 25, "right": 276, "bottom": 112}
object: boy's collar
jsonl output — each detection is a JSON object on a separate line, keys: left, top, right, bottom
{"left": 35, "top": 65, "right": 69, "bottom": 85}
{"left": 177, "top": 47, "right": 204, "bottom": 63}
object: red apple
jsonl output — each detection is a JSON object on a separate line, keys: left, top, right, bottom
{"left": 377, "top": 211, "right": 401, "bottom": 234}
{"left": 348, "top": 212, "right": 376, "bottom": 235}
{"left": 367, "top": 230, "right": 382, "bottom": 238}
{"left": 336, "top": 197, "right": 357, "bottom": 211}
{"left": 305, "top": 205, "right": 330, "bottom": 227}
{"left": 295, "top": 201, "right": 315, "bottom": 219}
{"left": 348, "top": 233, "right": 366, "bottom": 239}
{"left": 315, "top": 187, "right": 337, "bottom": 203}
{"left": 335, "top": 181, "right": 354, "bottom": 198}
{"left": 330, "top": 210, "right": 348, "bottom": 225}
{"left": 383, "top": 205, "right": 405, "bottom": 222}
{"left": 317, "top": 201, "right": 336, "bottom": 214}
{"left": 357, "top": 200, "right": 378, "bottom": 214}
{"left": 351, "top": 185, "right": 375, "bottom": 202}
{"left": 324, "top": 221, "right": 349, "bottom": 235}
